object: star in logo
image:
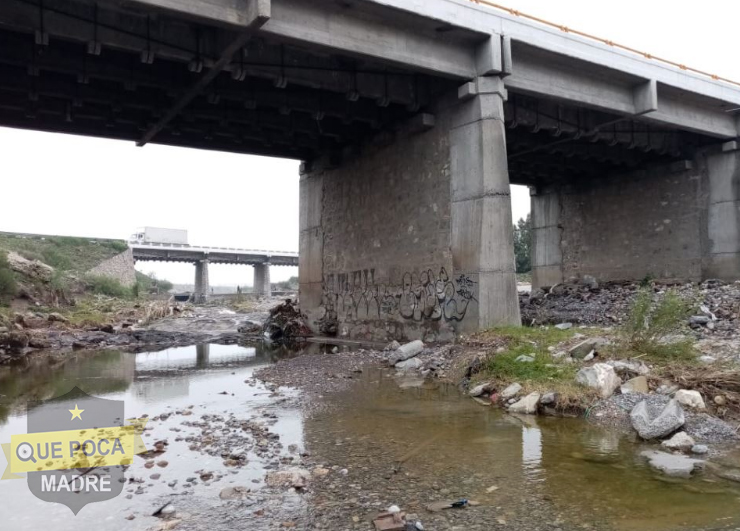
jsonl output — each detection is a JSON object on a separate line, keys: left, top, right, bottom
{"left": 69, "top": 404, "right": 84, "bottom": 421}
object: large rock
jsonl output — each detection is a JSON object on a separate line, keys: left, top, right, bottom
{"left": 576, "top": 363, "right": 622, "bottom": 398}
{"left": 641, "top": 451, "right": 704, "bottom": 478}
{"left": 630, "top": 399, "right": 685, "bottom": 440}
{"left": 469, "top": 382, "right": 493, "bottom": 397}
{"left": 395, "top": 357, "right": 423, "bottom": 371}
{"left": 674, "top": 389, "right": 706, "bottom": 410}
{"left": 661, "top": 432, "right": 696, "bottom": 452}
{"left": 569, "top": 337, "right": 607, "bottom": 360}
{"left": 500, "top": 383, "right": 522, "bottom": 400}
{"left": 621, "top": 376, "right": 648, "bottom": 395}
{"left": 6, "top": 251, "right": 53, "bottom": 283}
{"left": 0, "top": 331, "right": 29, "bottom": 354}
{"left": 388, "top": 340, "right": 424, "bottom": 365}
{"left": 508, "top": 392, "right": 540, "bottom": 415}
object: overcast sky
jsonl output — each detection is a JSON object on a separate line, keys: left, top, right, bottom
{"left": 0, "top": 0, "right": 735, "bottom": 285}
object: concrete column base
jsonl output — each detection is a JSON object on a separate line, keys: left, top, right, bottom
{"left": 450, "top": 77, "right": 521, "bottom": 332}
{"left": 194, "top": 259, "right": 209, "bottom": 303}
{"left": 253, "top": 263, "right": 272, "bottom": 296}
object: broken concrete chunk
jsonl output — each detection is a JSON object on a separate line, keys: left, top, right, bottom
{"left": 641, "top": 450, "right": 703, "bottom": 478}
{"left": 388, "top": 340, "right": 424, "bottom": 365}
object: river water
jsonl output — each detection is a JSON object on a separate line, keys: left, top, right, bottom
{"left": 1, "top": 344, "right": 739, "bottom": 531}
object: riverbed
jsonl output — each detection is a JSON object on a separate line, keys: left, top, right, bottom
{"left": 1, "top": 343, "right": 740, "bottom": 531}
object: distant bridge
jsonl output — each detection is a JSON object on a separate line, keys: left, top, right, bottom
{"left": 130, "top": 243, "right": 298, "bottom": 302}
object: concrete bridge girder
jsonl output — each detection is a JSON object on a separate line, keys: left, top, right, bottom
{"left": 0, "top": 0, "right": 739, "bottom": 338}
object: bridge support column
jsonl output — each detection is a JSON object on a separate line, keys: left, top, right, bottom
{"left": 194, "top": 259, "right": 209, "bottom": 303}
{"left": 704, "top": 143, "right": 740, "bottom": 280}
{"left": 253, "top": 263, "right": 271, "bottom": 296}
{"left": 450, "top": 76, "right": 521, "bottom": 332}
{"left": 531, "top": 187, "right": 564, "bottom": 290}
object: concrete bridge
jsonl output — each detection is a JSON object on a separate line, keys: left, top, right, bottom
{"left": 0, "top": 0, "right": 738, "bottom": 341}
{"left": 130, "top": 242, "right": 298, "bottom": 302}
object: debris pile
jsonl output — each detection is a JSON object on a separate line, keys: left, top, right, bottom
{"left": 262, "top": 299, "right": 312, "bottom": 340}
{"left": 520, "top": 279, "right": 740, "bottom": 338}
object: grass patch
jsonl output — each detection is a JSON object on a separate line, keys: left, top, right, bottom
{"left": 480, "top": 326, "right": 577, "bottom": 384}
{"left": 84, "top": 275, "right": 131, "bottom": 298}
{"left": 0, "top": 233, "right": 128, "bottom": 273}
{"left": 619, "top": 287, "right": 696, "bottom": 363}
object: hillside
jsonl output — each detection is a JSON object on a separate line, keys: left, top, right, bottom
{"left": 0, "top": 232, "right": 128, "bottom": 273}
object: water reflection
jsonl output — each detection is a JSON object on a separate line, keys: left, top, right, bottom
{"left": 0, "top": 342, "right": 306, "bottom": 531}
{"left": 305, "top": 369, "right": 740, "bottom": 531}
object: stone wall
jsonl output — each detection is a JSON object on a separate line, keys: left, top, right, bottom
{"left": 559, "top": 161, "right": 704, "bottom": 283}
{"left": 301, "top": 102, "right": 461, "bottom": 342}
{"left": 86, "top": 249, "right": 137, "bottom": 287}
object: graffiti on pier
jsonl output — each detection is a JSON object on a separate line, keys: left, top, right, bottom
{"left": 322, "top": 268, "right": 476, "bottom": 323}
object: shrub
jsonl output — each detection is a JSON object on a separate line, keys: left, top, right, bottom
{"left": 621, "top": 287, "right": 695, "bottom": 361}
{"left": 85, "top": 275, "right": 130, "bottom": 298}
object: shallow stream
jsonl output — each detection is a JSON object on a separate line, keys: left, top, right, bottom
{"left": 1, "top": 344, "right": 739, "bottom": 530}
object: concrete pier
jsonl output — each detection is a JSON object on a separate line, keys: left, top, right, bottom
{"left": 1, "top": 0, "right": 739, "bottom": 339}
{"left": 253, "top": 263, "right": 272, "bottom": 297}
{"left": 194, "top": 260, "right": 210, "bottom": 304}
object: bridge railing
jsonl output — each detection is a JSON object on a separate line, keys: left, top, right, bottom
{"left": 130, "top": 242, "right": 298, "bottom": 256}
{"left": 467, "top": 0, "right": 740, "bottom": 88}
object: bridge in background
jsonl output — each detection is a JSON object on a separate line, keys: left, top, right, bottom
{"left": 130, "top": 242, "right": 298, "bottom": 302}
{"left": 0, "top": 0, "right": 738, "bottom": 341}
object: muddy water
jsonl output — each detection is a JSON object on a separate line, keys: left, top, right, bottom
{"left": 307, "top": 371, "right": 740, "bottom": 531}
{"left": 1, "top": 348, "right": 740, "bottom": 531}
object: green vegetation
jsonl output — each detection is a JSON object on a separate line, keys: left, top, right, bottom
{"left": 482, "top": 326, "right": 577, "bottom": 383}
{"left": 0, "top": 233, "right": 128, "bottom": 273}
{"left": 84, "top": 275, "right": 131, "bottom": 298}
{"left": 0, "top": 251, "right": 17, "bottom": 304}
{"left": 513, "top": 214, "right": 531, "bottom": 274}
{"left": 620, "top": 287, "right": 696, "bottom": 362}
{"left": 135, "top": 271, "right": 173, "bottom": 295}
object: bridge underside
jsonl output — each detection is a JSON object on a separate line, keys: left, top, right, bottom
{"left": 1, "top": 0, "right": 738, "bottom": 340}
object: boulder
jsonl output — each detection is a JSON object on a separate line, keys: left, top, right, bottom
{"left": 388, "top": 340, "right": 424, "bottom": 365}
{"left": 515, "top": 354, "right": 535, "bottom": 363}
{"left": 0, "top": 331, "right": 29, "bottom": 354}
{"left": 569, "top": 337, "right": 607, "bottom": 360}
{"left": 661, "top": 432, "right": 696, "bottom": 452}
{"left": 500, "top": 383, "right": 522, "bottom": 400}
{"left": 554, "top": 323, "right": 573, "bottom": 330}
{"left": 630, "top": 399, "right": 685, "bottom": 440}
{"left": 395, "top": 357, "right": 423, "bottom": 371}
{"left": 640, "top": 451, "right": 703, "bottom": 478}
{"left": 6, "top": 251, "right": 53, "bottom": 283}
{"left": 508, "top": 392, "right": 540, "bottom": 415}
{"left": 674, "top": 389, "right": 706, "bottom": 410}
{"left": 576, "top": 363, "right": 622, "bottom": 398}
{"left": 620, "top": 376, "right": 649, "bottom": 395}
{"left": 219, "top": 486, "right": 250, "bottom": 500}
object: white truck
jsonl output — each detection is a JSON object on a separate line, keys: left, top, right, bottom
{"left": 129, "top": 227, "right": 188, "bottom": 246}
